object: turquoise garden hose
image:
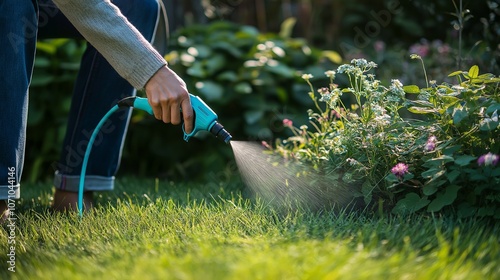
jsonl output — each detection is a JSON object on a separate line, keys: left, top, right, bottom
{"left": 78, "top": 95, "right": 232, "bottom": 216}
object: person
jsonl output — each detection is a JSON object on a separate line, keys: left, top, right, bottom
{"left": 0, "top": 0, "right": 194, "bottom": 218}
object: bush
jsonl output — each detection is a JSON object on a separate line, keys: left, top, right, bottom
{"left": 274, "top": 58, "right": 500, "bottom": 218}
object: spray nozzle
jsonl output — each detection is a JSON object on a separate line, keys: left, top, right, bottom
{"left": 209, "top": 122, "right": 232, "bottom": 144}
{"left": 118, "top": 94, "right": 232, "bottom": 144}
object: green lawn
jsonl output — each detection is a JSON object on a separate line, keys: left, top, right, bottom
{"left": 1, "top": 177, "right": 499, "bottom": 279}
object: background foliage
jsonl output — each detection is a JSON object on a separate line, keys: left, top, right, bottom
{"left": 28, "top": 22, "right": 336, "bottom": 182}
{"left": 26, "top": 0, "right": 499, "bottom": 185}
{"left": 171, "top": 0, "right": 499, "bottom": 75}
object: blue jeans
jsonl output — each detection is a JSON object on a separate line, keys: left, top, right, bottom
{"left": 0, "top": 0, "right": 161, "bottom": 200}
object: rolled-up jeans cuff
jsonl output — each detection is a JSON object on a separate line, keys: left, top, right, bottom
{"left": 0, "top": 184, "right": 20, "bottom": 200}
{"left": 54, "top": 171, "right": 114, "bottom": 192}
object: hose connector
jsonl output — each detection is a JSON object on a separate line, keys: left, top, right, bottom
{"left": 210, "top": 122, "right": 232, "bottom": 144}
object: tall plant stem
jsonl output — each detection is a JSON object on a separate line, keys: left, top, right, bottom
{"left": 453, "top": 0, "right": 464, "bottom": 69}
{"left": 420, "top": 58, "right": 429, "bottom": 88}
{"left": 458, "top": 0, "right": 463, "bottom": 69}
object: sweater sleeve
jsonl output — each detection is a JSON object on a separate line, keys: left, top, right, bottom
{"left": 52, "top": 0, "right": 166, "bottom": 89}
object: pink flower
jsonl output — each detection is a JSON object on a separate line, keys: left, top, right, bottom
{"left": 409, "top": 43, "right": 429, "bottom": 58}
{"left": 317, "top": 87, "right": 329, "bottom": 95}
{"left": 391, "top": 163, "right": 409, "bottom": 179}
{"left": 477, "top": 152, "right": 499, "bottom": 167}
{"left": 424, "top": 142, "right": 435, "bottom": 152}
{"left": 431, "top": 40, "right": 451, "bottom": 55}
{"left": 424, "top": 135, "right": 437, "bottom": 152}
{"left": 261, "top": 141, "right": 271, "bottom": 150}
{"left": 331, "top": 108, "right": 344, "bottom": 119}
{"left": 438, "top": 44, "right": 450, "bottom": 55}
{"left": 283, "top": 118, "right": 293, "bottom": 127}
{"left": 374, "top": 40, "right": 386, "bottom": 53}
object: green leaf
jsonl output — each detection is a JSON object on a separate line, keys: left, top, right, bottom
{"left": 483, "top": 77, "right": 500, "bottom": 83}
{"left": 423, "top": 155, "right": 454, "bottom": 168}
{"left": 470, "top": 173, "right": 488, "bottom": 182}
{"left": 403, "top": 173, "right": 414, "bottom": 181}
{"left": 204, "top": 54, "right": 226, "bottom": 75}
{"left": 279, "top": 17, "right": 297, "bottom": 38}
{"left": 177, "top": 36, "right": 195, "bottom": 48}
{"left": 186, "top": 62, "right": 206, "bottom": 78}
{"left": 486, "top": 103, "right": 500, "bottom": 114}
{"left": 423, "top": 184, "right": 438, "bottom": 196}
{"left": 195, "top": 81, "right": 224, "bottom": 101}
{"left": 452, "top": 107, "right": 468, "bottom": 125}
{"left": 479, "top": 120, "right": 499, "bottom": 132}
{"left": 427, "top": 185, "right": 460, "bottom": 212}
{"left": 477, "top": 73, "right": 495, "bottom": 80}
{"left": 322, "top": 50, "right": 342, "bottom": 64}
{"left": 36, "top": 40, "right": 68, "bottom": 54}
{"left": 448, "top": 70, "right": 463, "bottom": 77}
{"left": 217, "top": 71, "right": 238, "bottom": 82}
{"left": 454, "top": 155, "right": 477, "bottom": 166}
{"left": 34, "top": 57, "right": 51, "bottom": 68}
{"left": 408, "top": 107, "right": 437, "bottom": 114}
{"left": 212, "top": 41, "right": 243, "bottom": 58}
{"left": 264, "top": 63, "right": 295, "bottom": 78}
{"left": 244, "top": 110, "right": 264, "bottom": 124}
{"left": 477, "top": 207, "right": 495, "bottom": 217}
{"left": 392, "top": 193, "right": 430, "bottom": 214}
{"left": 238, "top": 25, "right": 260, "bottom": 37}
{"left": 446, "top": 169, "right": 461, "bottom": 183}
{"left": 468, "top": 65, "right": 479, "bottom": 79}
{"left": 403, "top": 85, "right": 420, "bottom": 94}
{"left": 385, "top": 173, "right": 399, "bottom": 183}
{"left": 409, "top": 100, "right": 434, "bottom": 107}
{"left": 443, "top": 145, "right": 462, "bottom": 156}
{"left": 421, "top": 168, "right": 445, "bottom": 179}
{"left": 235, "top": 82, "right": 253, "bottom": 94}
{"left": 189, "top": 45, "right": 212, "bottom": 58}
{"left": 440, "top": 96, "right": 460, "bottom": 105}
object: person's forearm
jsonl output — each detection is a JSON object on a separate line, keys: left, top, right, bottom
{"left": 52, "top": 0, "right": 165, "bottom": 89}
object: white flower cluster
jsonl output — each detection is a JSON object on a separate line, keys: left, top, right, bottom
{"left": 325, "top": 70, "right": 336, "bottom": 79}
{"left": 301, "top": 74, "right": 313, "bottom": 80}
{"left": 387, "top": 79, "right": 405, "bottom": 102}
{"left": 350, "top": 58, "right": 377, "bottom": 69}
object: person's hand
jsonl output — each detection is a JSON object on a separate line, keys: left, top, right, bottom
{"left": 145, "top": 66, "right": 194, "bottom": 134}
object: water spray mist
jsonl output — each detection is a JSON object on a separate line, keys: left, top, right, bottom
{"left": 230, "top": 141, "right": 357, "bottom": 212}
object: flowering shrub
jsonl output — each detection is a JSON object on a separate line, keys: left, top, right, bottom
{"left": 274, "top": 58, "right": 500, "bottom": 218}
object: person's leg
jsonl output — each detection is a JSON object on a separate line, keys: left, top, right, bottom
{"left": 38, "top": 0, "right": 161, "bottom": 210}
{"left": 0, "top": 0, "right": 38, "bottom": 219}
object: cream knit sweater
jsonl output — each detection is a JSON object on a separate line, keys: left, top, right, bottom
{"left": 52, "top": 0, "right": 167, "bottom": 90}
